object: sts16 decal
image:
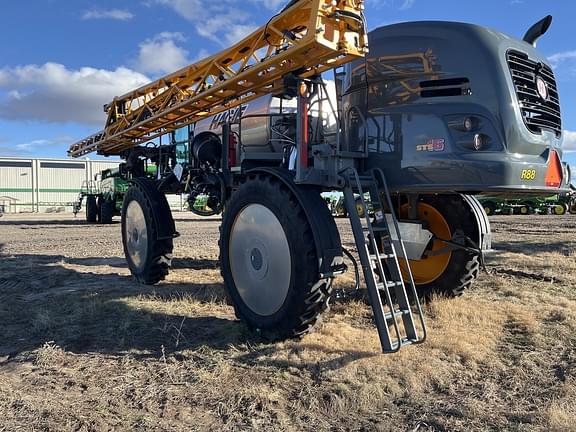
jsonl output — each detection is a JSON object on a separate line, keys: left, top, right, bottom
{"left": 416, "top": 138, "right": 445, "bottom": 152}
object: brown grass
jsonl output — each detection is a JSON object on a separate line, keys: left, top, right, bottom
{"left": 0, "top": 213, "right": 575, "bottom": 430}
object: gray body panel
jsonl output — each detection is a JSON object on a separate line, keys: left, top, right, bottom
{"left": 342, "top": 21, "right": 568, "bottom": 195}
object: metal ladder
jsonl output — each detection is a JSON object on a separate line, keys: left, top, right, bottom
{"left": 342, "top": 167, "right": 427, "bottom": 353}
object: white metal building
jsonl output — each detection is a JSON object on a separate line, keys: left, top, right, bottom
{"left": 0, "top": 157, "right": 184, "bottom": 213}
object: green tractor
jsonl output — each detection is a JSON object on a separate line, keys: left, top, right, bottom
{"left": 74, "top": 167, "right": 130, "bottom": 224}
{"left": 74, "top": 131, "right": 223, "bottom": 224}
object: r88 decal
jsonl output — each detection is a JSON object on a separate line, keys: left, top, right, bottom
{"left": 521, "top": 169, "right": 536, "bottom": 181}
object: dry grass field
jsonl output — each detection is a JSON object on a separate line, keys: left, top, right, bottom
{"left": 1, "top": 212, "right": 575, "bottom": 431}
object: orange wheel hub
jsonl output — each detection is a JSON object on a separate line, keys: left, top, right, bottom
{"left": 398, "top": 202, "right": 452, "bottom": 285}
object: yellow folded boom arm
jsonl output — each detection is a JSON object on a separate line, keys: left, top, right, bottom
{"left": 68, "top": 0, "right": 368, "bottom": 158}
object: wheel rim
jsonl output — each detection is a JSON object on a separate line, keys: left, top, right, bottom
{"left": 399, "top": 202, "right": 452, "bottom": 285}
{"left": 521, "top": 206, "right": 528, "bottom": 214}
{"left": 229, "top": 204, "right": 291, "bottom": 316}
{"left": 484, "top": 206, "right": 492, "bottom": 215}
{"left": 554, "top": 204, "right": 565, "bottom": 215}
{"left": 125, "top": 200, "right": 148, "bottom": 270}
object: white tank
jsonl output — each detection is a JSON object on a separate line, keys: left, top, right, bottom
{"left": 193, "top": 81, "right": 337, "bottom": 154}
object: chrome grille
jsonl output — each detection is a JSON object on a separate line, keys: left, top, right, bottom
{"left": 507, "top": 50, "right": 561, "bottom": 137}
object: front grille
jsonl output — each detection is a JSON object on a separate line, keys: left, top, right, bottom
{"left": 507, "top": 50, "right": 562, "bottom": 137}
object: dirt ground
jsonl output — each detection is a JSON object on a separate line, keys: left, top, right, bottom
{"left": 0, "top": 212, "right": 575, "bottom": 431}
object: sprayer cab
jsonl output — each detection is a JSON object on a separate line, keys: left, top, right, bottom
{"left": 341, "top": 18, "right": 569, "bottom": 196}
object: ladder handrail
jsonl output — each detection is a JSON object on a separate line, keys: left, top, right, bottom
{"left": 347, "top": 167, "right": 404, "bottom": 352}
{"left": 340, "top": 166, "right": 427, "bottom": 352}
{"left": 371, "top": 168, "right": 427, "bottom": 344}
{"left": 68, "top": 0, "right": 368, "bottom": 158}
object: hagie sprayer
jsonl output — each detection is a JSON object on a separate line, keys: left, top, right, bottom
{"left": 68, "top": 0, "right": 569, "bottom": 353}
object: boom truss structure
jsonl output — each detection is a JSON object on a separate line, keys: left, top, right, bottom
{"left": 68, "top": 0, "right": 368, "bottom": 158}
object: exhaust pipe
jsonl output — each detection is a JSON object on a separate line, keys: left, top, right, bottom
{"left": 523, "top": 15, "right": 552, "bottom": 47}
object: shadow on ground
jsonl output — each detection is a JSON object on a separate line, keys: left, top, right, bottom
{"left": 0, "top": 218, "right": 107, "bottom": 227}
{"left": 63, "top": 256, "right": 219, "bottom": 270}
{"left": 0, "top": 252, "right": 372, "bottom": 370}
{"left": 0, "top": 253, "right": 236, "bottom": 355}
{"left": 174, "top": 217, "right": 222, "bottom": 223}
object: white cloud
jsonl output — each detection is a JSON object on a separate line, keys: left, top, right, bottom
{"left": 225, "top": 24, "right": 258, "bottom": 45}
{"left": 15, "top": 139, "right": 51, "bottom": 152}
{"left": 153, "top": 0, "right": 256, "bottom": 46}
{"left": 153, "top": 0, "right": 202, "bottom": 21}
{"left": 366, "top": 0, "right": 415, "bottom": 10}
{"left": 82, "top": 9, "right": 134, "bottom": 21}
{"left": 193, "top": 49, "right": 211, "bottom": 62}
{"left": 196, "top": 17, "right": 256, "bottom": 45}
{"left": 0, "top": 135, "right": 76, "bottom": 157}
{"left": 564, "top": 130, "right": 576, "bottom": 152}
{"left": 399, "top": 0, "right": 415, "bottom": 10}
{"left": 135, "top": 32, "right": 190, "bottom": 74}
{"left": 251, "top": 0, "right": 287, "bottom": 10}
{"left": 548, "top": 50, "right": 576, "bottom": 69}
{"left": 0, "top": 63, "right": 150, "bottom": 126}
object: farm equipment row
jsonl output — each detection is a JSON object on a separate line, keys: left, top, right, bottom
{"left": 479, "top": 187, "right": 576, "bottom": 215}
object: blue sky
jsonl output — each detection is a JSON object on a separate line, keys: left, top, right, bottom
{"left": 0, "top": 0, "right": 574, "bottom": 165}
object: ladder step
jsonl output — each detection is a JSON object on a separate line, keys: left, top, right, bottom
{"left": 369, "top": 253, "right": 396, "bottom": 261}
{"left": 383, "top": 309, "right": 410, "bottom": 320}
{"left": 362, "top": 226, "right": 389, "bottom": 233}
{"left": 392, "top": 338, "right": 417, "bottom": 350}
{"left": 377, "top": 281, "right": 404, "bottom": 290}
{"left": 352, "top": 175, "right": 374, "bottom": 187}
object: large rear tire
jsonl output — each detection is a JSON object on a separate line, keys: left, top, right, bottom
{"left": 400, "top": 195, "right": 480, "bottom": 298}
{"left": 86, "top": 195, "right": 98, "bottom": 223}
{"left": 121, "top": 182, "right": 173, "bottom": 285}
{"left": 220, "top": 174, "right": 333, "bottom": 339}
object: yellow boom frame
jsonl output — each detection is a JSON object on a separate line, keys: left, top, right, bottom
{"left": 68, "top": 0, "right": 368, "bottom": 157}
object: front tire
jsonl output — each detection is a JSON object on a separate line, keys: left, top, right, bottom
{"left": 121, "top": 182, "right": 173, "bottom": 285}
{"left": 86, "top": 195, "right": 98, "bottom": 223}
{"left": 220, "top": 174, "right": 332, "bottom": 339}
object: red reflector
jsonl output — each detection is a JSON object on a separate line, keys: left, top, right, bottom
{"left": 545, "top": 150, "right": 562, "bottom": 188}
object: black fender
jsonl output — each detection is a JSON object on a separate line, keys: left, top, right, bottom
{"left": 461, "top": 194, "right": 492, "bottom": 251}
{"left": 128, "top": 177, "right": 178, "bottom": 241}
{"left": 246, "top": 168, "right": 344, "bottom": 277}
